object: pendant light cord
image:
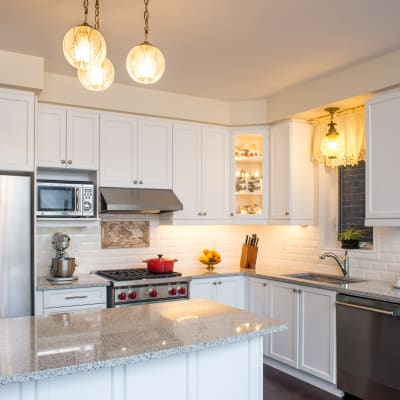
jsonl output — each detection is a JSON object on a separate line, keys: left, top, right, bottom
{"left": 95, "top": 0, "right": 100, "bottom": 30}
{"left": 83, "top": 0, "right": 89, "bottom": 25}
{"left": 144, "top": 0, "right": 149, "bottom": 42}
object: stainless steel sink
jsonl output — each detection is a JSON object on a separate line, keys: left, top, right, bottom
{"left": 283, "top": 272, "right": 366, "bottom": 285}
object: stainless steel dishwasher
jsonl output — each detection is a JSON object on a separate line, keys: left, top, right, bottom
{"left": 336, "top": 294, "right": 400, "bottom": 400}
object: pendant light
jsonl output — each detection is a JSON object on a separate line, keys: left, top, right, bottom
{"left": 126, "top": 0, "right": 166, "bottom": 84}
{"left": 77, "top": 0, "right": 114, "bottom": 91}
{"left": 320, "top": 107, "right": 345, "bottom": 161}
{"left": 63, "top": 0, "right": 107, "bottom": 70}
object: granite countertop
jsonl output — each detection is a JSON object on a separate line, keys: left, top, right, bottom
{"left": 36, "top": 273, "right": 109, "bottom": 290}
{"left": 186, "top": 265, "right": 400, "bottom": 304}
{"left": 0, "top": 299, "right": 286, "bottom": 385}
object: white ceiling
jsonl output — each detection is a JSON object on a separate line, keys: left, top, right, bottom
{"left": 1, "top": 0, "right": 400, "bottom": 102}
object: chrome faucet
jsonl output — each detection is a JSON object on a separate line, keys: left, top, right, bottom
{"left": 319, "top": 250, "right": 349, "bottom": 277}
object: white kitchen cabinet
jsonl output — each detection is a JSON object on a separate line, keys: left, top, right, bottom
{"left": 269, "top": 120, "right": 314, "bottom": 225}
{"left": 230, "top": 127, "right": 269, "bottom": 223}
{"left": 267, "top": 280, "right": 336, "bottom": 383}
{"left": 35, "top": 286, "right": 107, "bottom": 315}
{"left": 100, "top": 113, "right": 172, "bottom": 189}
{"left": 365, "top": 89, "right": 400, "bottom": 226}
{"left": 190, "top": 276, "right": 245, "bottom": 309}
{"left": 247, "top": 277, "right": 269, "bottom": 356}
{"left": 0, "top": 88, "right": 34, "bottom": 171}
{"left": 173, "top": 122, "right": 230, "bottom": 221}
{"left": 36, "top": 104, "right": 99, "bottom": 170}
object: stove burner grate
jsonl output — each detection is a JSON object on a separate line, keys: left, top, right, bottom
{"left": 96, "top": 268, "right": 182, "bottom": 281}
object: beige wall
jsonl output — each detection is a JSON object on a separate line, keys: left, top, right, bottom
{"left": 0, "top": 50, "right": 44, "bottom": 91}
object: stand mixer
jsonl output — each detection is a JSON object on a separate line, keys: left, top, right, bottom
{"left": 47, "top": 233, "right": 78, "bottom": 282}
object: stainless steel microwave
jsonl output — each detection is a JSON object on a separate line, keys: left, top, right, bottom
{"left": 36, "top": 180, "right": 95, "bottom": 218}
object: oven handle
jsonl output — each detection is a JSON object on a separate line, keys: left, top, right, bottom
{"left": 336, "top": 300, "right": 397, "bottom": 317}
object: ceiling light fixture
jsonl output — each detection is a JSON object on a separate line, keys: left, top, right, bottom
{"left": 126, "top": 0, "right": 166, "bottom": 85}
{"left": 320, "top": 107, "right": 345, "bottom": 161}
{"left": 77, "top": 0, "right": 114, "bottom": 91}
{"left": 62, "top": 0, "right": 107, "bottom": 71}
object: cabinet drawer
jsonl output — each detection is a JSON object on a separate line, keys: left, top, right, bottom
{"left": 43, "top": 287, "right": 107, "bottom": 308}
{"left": 43, "top": 303, "right": 107, "bottom": 315}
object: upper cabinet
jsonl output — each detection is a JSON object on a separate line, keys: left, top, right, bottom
{"left": 230, "top": 127, "right": 268, "bottom": 222}
{"left": 365, "top": 90, "right": 400, "bottom": 226}
{"left": 36, "top": 105, "right": 99, "bottom": 170}
{"left": 269, "top": 120, "right": 314, "bottom": 225}
{"left": 0, "top": 88, "right": 34, "bottom": 172}
{"left": 100, "top": 113, "right": 172, "bottom": 189}
{"left": 173, "top": 122, "right": 230, "bottom": 221}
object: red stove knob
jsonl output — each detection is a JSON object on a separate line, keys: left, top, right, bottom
{"left": 149, "top": 289, "right": 158, "bottom": 298}
{"left": 169, "top": 288, "right": 177, "bottom": 295}
{"left": 179, "top": 287, "right": 187, "bottom": 295}
{"left": 128, "top": 291, "right": 137, "bottom": 299}
{"left": 118, "top": 292, "right": 127, "bottom": 300}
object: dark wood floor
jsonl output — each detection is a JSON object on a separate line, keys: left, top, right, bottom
{"left": 263, "top": 365, "right": 344, "bottom": 400}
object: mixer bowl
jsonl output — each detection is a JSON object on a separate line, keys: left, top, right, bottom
{"left": 50, "top": 258, "right": 76, "bottom": 277}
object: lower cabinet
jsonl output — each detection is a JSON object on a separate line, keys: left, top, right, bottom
{"left": 35, "top": 286, "right": 107, "bottom": 315}
{"left": 267, "top": 280, "right": 336, "bottom": 383}
{"left": 247, "top": 278, "right": 336, "bottom": 384}
{"left": 190, "top": 276, "right": 245, "bottom": 309}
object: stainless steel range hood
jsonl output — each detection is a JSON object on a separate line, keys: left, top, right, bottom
{"left": 99, "top": 187, "right": 183, "bottom": 214}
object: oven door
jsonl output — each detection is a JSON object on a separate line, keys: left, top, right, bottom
{"left": 37, "top": 182, "right": 82, "bottom": 217}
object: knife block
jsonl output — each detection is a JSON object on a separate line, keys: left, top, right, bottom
{"left": 240, "top": 244, "right": 258, "bottom": 269}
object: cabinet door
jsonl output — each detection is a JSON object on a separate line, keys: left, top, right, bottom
{"left": 36, "top": 105, "right": 67, "bottom": 168}
{"left": 216, "top": 276, "right": 245, "bottom": 309}
{"left": 172, "top": 123, "right": 202, "bottom": 219}
{"left": 67, "top": 109, "right": 99, "bottom": 170}
{"left": 0, "top": 89, "right": 34, "bottom": 171}
{"left": 269, "top": 121, "right": 291, "bottom": 220}
{"left": 247, "top": 277, "right": 267, "bottom": 315}
{"left": 268, "top": 280, "right": 299, "bottom": 368}
{"left": 190, "top": 278, "right": 216, "bottom": 301}
{"left": 100, "top": 113, "right": 138, "bottom": 187}
{"left": 366, "top": 91, "right": 400, "bottom": 222}
{"left": 299, "top": 286, "right": 336, "bottom": 383}
{"left": 201, "top": 127, "right": 230, "bottom": 219}
{"left": 138, "top": 119, "right": 172, "bottom": 189}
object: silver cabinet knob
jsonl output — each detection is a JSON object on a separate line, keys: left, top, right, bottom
{"left": 292, "top": 288, "right": 297, "bottom": 293}
{"left": 61, "top": 160, "right": 66, "bottom": 164}
{"left": 198, "top": 212, "right": 203, "bottom": 216}
{"left": 218, "top": 281, "right": 222, "bottom": 285}
{"left": 285, "top": 212, "right": 290, "bottom": 216}
{"left": 68, "top": 160, "right": 72, "bottom": 164}
{"left": 230, "top": 212, "right": 234, "bottom": 216}
{"left": 213, "top": 281, "right": 217, "bottom": 285}
{"left": 133, "top": 180, "right": 138, "bottom": 184}
{"left": 263, "top": 283, "right": 267, "bottom": 287}
{"left": 139, "top": 180, "right": 143, "bottom": 184}
{"left": 203, "top": 212, "right": 207, "bottom": 216}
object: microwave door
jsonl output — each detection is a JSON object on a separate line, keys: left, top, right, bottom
{"left": 37, "top": 185, "right": 82, "bottom": 217}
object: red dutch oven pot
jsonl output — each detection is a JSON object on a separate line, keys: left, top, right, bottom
{"left": 143, "top": 254, "right": 178, "bottom": 273}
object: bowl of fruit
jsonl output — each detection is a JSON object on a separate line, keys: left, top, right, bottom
{"left": 200, "top": 249, "right": 221, "bottom": 270}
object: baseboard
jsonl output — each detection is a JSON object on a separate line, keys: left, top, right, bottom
{"left": 264, "top": 357, "right": 344, "bottom": 398}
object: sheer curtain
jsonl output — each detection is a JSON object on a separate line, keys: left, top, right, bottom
{"left": 312, "top": 107, "right": 365, "bottom": 168}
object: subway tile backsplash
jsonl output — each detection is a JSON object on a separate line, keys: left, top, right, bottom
{"left": 36, "top": 219, "right": 400, "bottom": 282}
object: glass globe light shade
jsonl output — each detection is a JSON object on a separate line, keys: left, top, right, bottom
{"left": 77, "top": 57, "right": 114, "bottom": 91}
{"left": 63, "top": 24, "right": 107, "bottom": 70}
{"left": 126, "top": 42, "right": 165, "bottom": 84}
{"left": 320, "top": 132, "right": 345, "bottom": 160}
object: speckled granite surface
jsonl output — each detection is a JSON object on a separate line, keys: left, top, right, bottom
{"left": 186, "top": 265, "right": 400, "bottom": 304}
{"left": 37, "top": 273, "right": 109, "bottom": 290}
{"left": 0, "top": 299, "right": 286, "bottom": 385}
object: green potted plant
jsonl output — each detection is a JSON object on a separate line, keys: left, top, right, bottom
{"left": 339, "top": 228, "right": 365, "bottom": 249}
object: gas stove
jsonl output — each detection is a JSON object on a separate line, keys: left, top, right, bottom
{"left": 96, "top": 268, "right": 191, "bottom": 307}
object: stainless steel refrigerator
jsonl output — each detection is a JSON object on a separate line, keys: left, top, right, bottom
{"left": 0, "top": 173, "right": 33, "bottom": 318}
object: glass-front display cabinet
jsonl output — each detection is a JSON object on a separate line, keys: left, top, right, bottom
{"left": 230, "top": 127, "right": 268, "bottom": 222}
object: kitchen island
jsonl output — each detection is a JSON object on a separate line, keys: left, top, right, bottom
{"left": 0, "top": 299, "right": 286, "bottom": 400}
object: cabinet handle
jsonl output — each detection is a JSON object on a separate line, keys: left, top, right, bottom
{"left": 61, "top": 160, "right": 66, "bottom": 164}
{"left": 68, "top": 160, "right": 72, "bottom": 165}
{"left": 133, "top": 180, "right": 138, "bottom": 184}
{"left": 139, "top": 180, "right": 143, "bottom": 184}
{"left": 65, "top": 295, "right": 88, "bottom": 300}
{"left": 218, "top": 281, "right": 222, "bottom": 285}
{"left": 285, "top": 212, "right": 290, "bottom": 216}
{"left": 230, "top": 212, "right": 234, "bottom": 216}
{"left": 198, "top": 212, "right": 203, "bottom": 216}
{"left": 203, "top": 212, "right": 207, "bottom": 216}
{"left": 263, "top": 283, "right": 267, "bottom": 287}
{"left": 292, "top": 288, "right": 297, "bottom": 293}
{"left": 213, "top": 282, "right": 217, "bottom": 285}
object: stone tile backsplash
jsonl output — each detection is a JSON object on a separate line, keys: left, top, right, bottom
{"left": 36, "top": 217, "right": 400, "bottom": 282}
